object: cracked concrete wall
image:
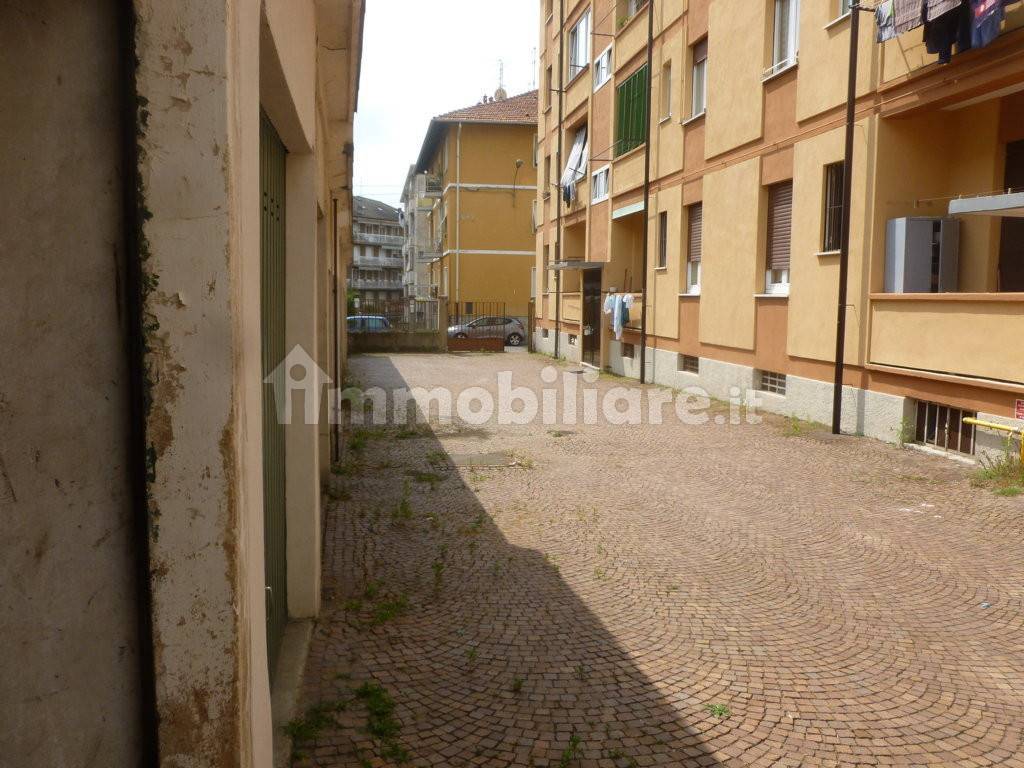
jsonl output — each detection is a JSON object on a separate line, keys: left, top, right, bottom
{"left": 0, "top": 1, "right": 144, "bottom": 765}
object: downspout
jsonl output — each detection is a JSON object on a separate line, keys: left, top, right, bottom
{"left": 638, "top": 0, "right": 654, "bottom": 385}
{"left": 331, "top": 195, "right": 340, "bottom": 461}
{"left": 554, "top": 0, "right": 565, "bottom": 359}
{"left": 456, "top": 123, "right": 463, "bottom": 307}
{"left": 120, "top": 1, "right": 159, "bottom": 763}
{"left": 832, "top": 3, "right": 866, "bottom": 434}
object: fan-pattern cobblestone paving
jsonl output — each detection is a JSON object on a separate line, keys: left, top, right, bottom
{"left": 295, "top": 352, "right": 1024, "bottom": 768}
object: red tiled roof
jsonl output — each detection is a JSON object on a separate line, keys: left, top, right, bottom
{"left": 433, "top": 90, "right": 538, "bottom": 126}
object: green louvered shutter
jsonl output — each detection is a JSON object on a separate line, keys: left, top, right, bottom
{"left": 260, "top": 110, "right": 288, "bottom": 679}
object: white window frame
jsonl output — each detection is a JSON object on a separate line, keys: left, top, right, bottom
{"left": 687, "top": 261, "right": 702, "bottom": 295}
{"left": 591, "top": 165, "right": 610, "bottom": 204}
{"left": 690, "top": 40, "right": 708, "bottom": 119}
{"left": 568, "top": 10, "right": 591, "bottom": 80}
{"left": 765, "top": 267, "right": 790, "bottom": 295}
{"left": 766, "top": 0, "right": 800, "bottom": 79}
{"left": 593, "top": 44, "right": 613, "bottom": 91}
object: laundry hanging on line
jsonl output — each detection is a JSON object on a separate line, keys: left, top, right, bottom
{"left": 876, "top": 0, "right": 1020, "bottom": 54}
{"left": 603, "top": 293, "right": 636, "bottom": 341}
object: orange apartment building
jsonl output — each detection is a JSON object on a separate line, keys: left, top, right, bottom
{"left": 535, "top": 0, "right": 1024, "bottom": 460}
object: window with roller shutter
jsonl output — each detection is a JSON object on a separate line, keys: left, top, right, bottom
{"left": 765, "top": 181, "right": 792, "bottom": 294}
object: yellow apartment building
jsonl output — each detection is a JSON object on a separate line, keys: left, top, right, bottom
{"left": 415, "top": 90, "right": 539, "bottom": 319}
{"left": 536, "top": 0, "right": 1024, "bottom": 460}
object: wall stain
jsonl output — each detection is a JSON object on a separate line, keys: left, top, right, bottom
{"left": 0, "top": 454, "right": 16, "bottom": 506}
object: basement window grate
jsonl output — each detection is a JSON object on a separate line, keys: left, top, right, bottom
{"left": 758, "top": 370, "right": 787, "bottom": 396}
{"left": 678, "top": 354, "right": 699, "bottom": 374}
{"left": 915, "top": 401, "right": 976, "bottom": 455}
{"left": 568, "top": 334, "right": 578, "bottom": 345}
{"left": 622, "top": 343, "right": 635, "bottom": 359}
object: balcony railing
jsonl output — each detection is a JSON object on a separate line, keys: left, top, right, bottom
{"left": 351, "top": 278, "right": 404, "bottom": 290}
{"left": 353, "top": 254, "right": 403, "bottom": 268}
{"left": 424, "top": 175, "right": 442, "bottom": 197}
{"left": 353, "top": 231, "right": 404, "bottom": 247}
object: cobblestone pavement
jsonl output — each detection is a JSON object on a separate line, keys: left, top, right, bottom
{"left": 295, "top": 352, "right": 1024, "bottom": 768}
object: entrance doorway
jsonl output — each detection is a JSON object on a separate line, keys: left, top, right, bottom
{"left": 582, "top": 269, "right": 602, "bottom": 367}
{"left": 999, "top": 140, "right": 1024, "bottom": 291}
{"left": 260, "top": 111, "right": 288, "bottom": 679}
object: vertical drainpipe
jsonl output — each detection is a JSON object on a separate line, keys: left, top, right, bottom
{"left": 554, "top": 0, "right": 565, "bottom": 359}
{"left": 456, "top": 123, "right": 463, "bottom": 308}
{"left": 331, "top": 195, "right": 340, "bottom": 461}
{"left": 638, "top": 0, "right": 654, "bottom": 385}
{"left": 119, "top": 1, "right": 159, "bottom": 762}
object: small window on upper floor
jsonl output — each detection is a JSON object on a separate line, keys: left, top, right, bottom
{"left": 594, "top": 45, "right": 613, "bottom": 91}
{"left": 615, "top": 65, "right": 649, "bottom": 157}
{"left": 765, "top": 181, "right": 793, "bottom": 295}
{"left": 657, "top": 211, "right": 669, "bottom": 269}
{"left": 766, "top": 0, "right": 800, "bottom": 79}
{"left": 686, "top": 203, "right": 702, "bottom": 294}
{"left": 690, "top": 39, "right": 708, "bottom": 118}
{"left": 591, "top": 165, "right": 610, "bottom": 204}
{"left": 660, "top": 61, "right": 673, "bottom": 120}
{"left": 545, "top": 66, "right": 553, "bottom": 110}
{"left": 838, "top": 0, "right": 853, "bottom": 18}
{"left": 568, "top": 11, "right": 591, "bottom": 80}
{"left": 822, "top": 162, "right": 845, "bottom": 253}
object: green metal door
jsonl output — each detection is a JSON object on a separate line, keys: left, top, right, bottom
{"left": 260, "top": 110, "right": 288, "bottom": 678}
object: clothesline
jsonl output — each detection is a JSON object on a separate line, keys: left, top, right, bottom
{"left": 603, "top": 293, "right": 637, "bottom": 341}
{"left": 875, "top": 0, "right": 1019, "bottom": 64}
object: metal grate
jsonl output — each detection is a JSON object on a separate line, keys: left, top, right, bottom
{"left": 622, "top": 343, "right": 635, "bottom": 359}
{"left": 758, "top": 370, "right": 787, "bottom": 395}
{"left": 678, "top": 354, "right": 700, "bottom": 374}
{"left": 915, "top": 401, "right": 976, "bottom": 455}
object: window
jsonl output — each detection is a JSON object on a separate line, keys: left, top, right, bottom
{"left": 560, "top": 125, "right": 589, "bottom": 204}
{"left": 543, "top": 328, "right": 550, "bottom": 339}
{"left": 441, "top": 265, "right": 449, "bottom": 297}
{"left": 657, "top": 211, "right": 668, "bottom": 268}
{"left": 465, "top": 302, "right": 474, "bottom": 315}
{"left": 594, "top": 45, "right": 613, "bottom": 91}
{"left": 568, "top": 11, "right": 591, "bottom": 80}
{"left": 615, "top": 65, "right": 649, "bottom": 156}
{"left": 767, "top": 0, "right": 800, "bottom": 77}
{"left": 622, "top": 342, "right": 635, "bottom": 359}
{"left": 838, "top": 0, "right": 853, "bottom": 17}
{"left": 822, "top": 162, "right": 845, "bottom": 253}
{"left": 915, "top": 401, "right": 976, "bottom": 455}
{"left": 443, "top": 137, "right": 449, "bottom": 173}
{"left": 532, "top": 198, "right": 539, "bottom": 232}
{"left": 543, "top": 154, "right": 551, "bottom": 198}
{"left": 533, "top": 135, "right": 539, "bottom": 168}
{"left": 690, "top": 39, "right": 708, "bottom": 118}
{"left": 619, "top": 0, "right": 647, "bottom": 23}
{"left": 660, "top": 61, "right": 673, "bottom": 120}
{"left": 568, "top": 334, "right": 578, "bottom": 345}
{"left": 758, "top": 370, "right": 787, "bottom": 395}
{"left": 545, "top": 66, "right": 553, "bottom": 110}
{"left": 686, "top": 203, "right": 702, "bottom": 294}
{"left": 766, "top": 181, "right": 792, "bottom": 294}
{"left": 678, "top": 354, "right": 700, "bottom": 374}
{"left": 591, "top": 165, "right": 610, "bottom": 203}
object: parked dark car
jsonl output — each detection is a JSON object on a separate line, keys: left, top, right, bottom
{"left": 347, "top": 315, "right": 392, "bottom": 333}
{"left": 447, "top": 316, "right": 526, "bottom": 346}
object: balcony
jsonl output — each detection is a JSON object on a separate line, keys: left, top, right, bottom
{"left": 353, "top": 231, "right": 404, "bottom": 247}
{"left": 424, "top": 175, "right": 443, "bottom": 198}
{"left": 351, "top": 277, "right": 403, "bottom": 291}
{"left": 868, "top": 294, "right": 1024, "bottom": 386}
{"left": 353, "top": 253, "right": 403, "bottom": 269}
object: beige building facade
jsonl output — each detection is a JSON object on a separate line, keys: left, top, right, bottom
{"left": 536, "top": 0, "right": 1024, "bottom": 459}
{"left": 1, "top": 1, "right": 363, "bottom": 766}
{"left": 416, "top": 91, "right": 539, "bottom": 320}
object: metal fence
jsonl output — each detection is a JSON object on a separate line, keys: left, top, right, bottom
{"left": 446, "top": 301, "right": 528, "bottom": 346}
{"left": 349, "top": 297, "right": 441, "bottom": 333}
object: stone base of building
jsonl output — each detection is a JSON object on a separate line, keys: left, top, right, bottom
{"left": 534, "top": 332, "right": 1022, "bottom": 463}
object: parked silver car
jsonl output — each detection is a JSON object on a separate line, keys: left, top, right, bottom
{"left": 347, "top": 315, "right": 392, "bottom": 333}
{"left": 447, "top": 316, "right": 526, "bottom": 346}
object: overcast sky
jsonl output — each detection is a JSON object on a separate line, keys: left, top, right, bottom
{"left": 353, "top": 1, "right": 540, "bottom": 208}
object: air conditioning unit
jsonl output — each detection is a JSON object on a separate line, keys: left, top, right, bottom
{"left": 884, "top": 217, "right": 959, "bottom": 293}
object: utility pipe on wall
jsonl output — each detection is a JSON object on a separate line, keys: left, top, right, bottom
{"left": 638, "top": 0, "right": 654, "bottom": 384}
{"left": 554, "top": 0, "right": 564, "bottom": 359}
{"left": 456, "top": 122, "right": 463, "bottom": 307}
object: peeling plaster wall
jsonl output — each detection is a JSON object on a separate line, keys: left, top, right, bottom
{"left": 133, "top": 0, "right": 271, "bottom": 765}
{"left": 0, "top": 1, "right": 143, "bottom": 765}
